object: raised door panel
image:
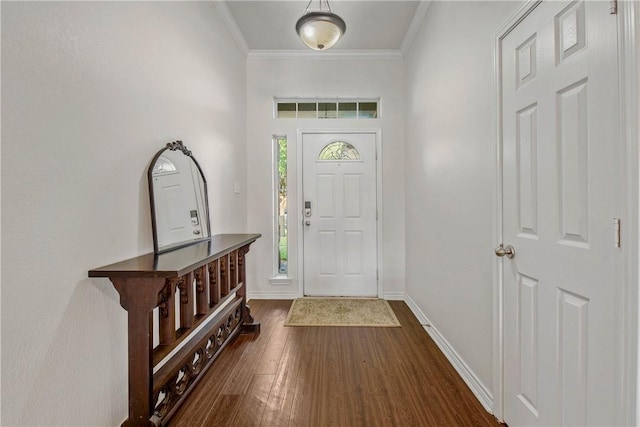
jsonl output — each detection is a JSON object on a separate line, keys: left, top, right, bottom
{"left": 557, "top": 79, "right": 589, "bottom": 247}
{"left": 517, "top": 273, "right": 539, "bottom": 419}
{"left": 557, "top": 289, "right": 589, "bottom": 426}
{"left": 517, "top": 103, "right": 539, "bottom": 238}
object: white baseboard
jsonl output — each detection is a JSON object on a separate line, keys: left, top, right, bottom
{"left": 247, "top": 291, "right": 298, "bottom": 300}
{"left": 383, "top": 291, "right": 406, "bottom": 301}
{"left": 402, "top": 294, "right": 429, "bottom": 324}
{"left": 403, "top": 294, "right": 494, "bottom": 414}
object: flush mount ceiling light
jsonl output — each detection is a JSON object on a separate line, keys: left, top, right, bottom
{"left": 295, "top": 0, "right": 346, "bottom": 51}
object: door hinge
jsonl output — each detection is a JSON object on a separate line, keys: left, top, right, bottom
{"left": 376, "top": 210, "right": 378, "bottom": 220}
{"left": 614, "top": 218, "right": 621, "bottom": 248}
{"left": 610, "top": 0, "right": 617, "bottom": 14}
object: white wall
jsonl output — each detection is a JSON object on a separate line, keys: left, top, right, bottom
{"left": 404, "top": 1, "right": 518, "bottom": 403}
{"left": 1, "top": 2, "right": 247, "bottom": 425}
{"left": 245, "top": 56, "right": 405, "bottom": 299}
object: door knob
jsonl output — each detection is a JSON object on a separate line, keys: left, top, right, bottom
{"left": 495, "top": 244, "right": 515, "bottom": 259}
{"left": 305, "top": 220, "right": 311, "bottom": 226}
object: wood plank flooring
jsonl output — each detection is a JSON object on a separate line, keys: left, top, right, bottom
{"left": 170, "top": 300, "right": 503, "bottom": 427}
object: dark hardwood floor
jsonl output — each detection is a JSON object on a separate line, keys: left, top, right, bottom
{"left": 170, "top": 299, "right": 503, "bottom": 427}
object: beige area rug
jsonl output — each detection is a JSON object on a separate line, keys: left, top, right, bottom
{"left": 284, "top": 298, "right": 401, "bottom": 327}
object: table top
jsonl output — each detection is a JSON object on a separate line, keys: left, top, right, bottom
{"left": 88, "top": 234, "right": 261, "bottom": 279}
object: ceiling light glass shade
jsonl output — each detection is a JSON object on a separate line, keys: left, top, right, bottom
{"left": 295, "top": 12, "right": 346, "bottom": 51}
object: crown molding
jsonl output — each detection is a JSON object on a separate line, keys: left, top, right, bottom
{"left": 215, "top": 0, "right": 432, "bottom": 60}
{"left": 400, "top": 0, "right": 432, "bottom": 55}
{"left": 214, "top": 1, "right": 249, "bottom": 55}
{"left": 247, "top": 49, "right": 404, "bottom": 60}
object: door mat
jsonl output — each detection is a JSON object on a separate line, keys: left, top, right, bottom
{"left": 284, "top": 298, "right": 401, "bottom": 327}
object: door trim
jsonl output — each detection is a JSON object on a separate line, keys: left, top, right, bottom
{"left": 492, "top": 1, "right": 639, "bottom": 424}
{"left": 617, "top": 1, "right": 640, "bottom": 423}
{"left": 296, "top": 128, "right": 384, "bottom": 298}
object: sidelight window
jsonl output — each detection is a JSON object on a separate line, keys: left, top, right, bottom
{"left": 274, "top": 136, "right": 288, "bottom": 275}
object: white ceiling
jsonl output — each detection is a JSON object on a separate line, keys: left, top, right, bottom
{"left": 219, "top": 1, "right": 431, "bottom": 54}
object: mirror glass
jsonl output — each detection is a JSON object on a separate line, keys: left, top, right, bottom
{"left": 148, "top": 141, "right": 211, "bottom": 254}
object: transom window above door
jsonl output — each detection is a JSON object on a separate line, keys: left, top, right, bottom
{"left": 274, "top": 98, "right": 379, "bottom": 119}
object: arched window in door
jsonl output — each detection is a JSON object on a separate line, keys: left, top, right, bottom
{"left": 318, "top": 141, "right": 360, "bottom": 161}
{"left": 151, "top": 156, "right": 178, "bottom": 175}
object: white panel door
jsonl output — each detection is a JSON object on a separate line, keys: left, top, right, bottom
{"left": 302, "top": 133, "right": 377, "bottom": 296}
{"left": 500, "top": 1, "right": 621, "bottom": 426}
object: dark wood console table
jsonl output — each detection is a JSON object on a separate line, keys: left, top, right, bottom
{"left": 89, "top": 234, "right": 261, "bottom": 427}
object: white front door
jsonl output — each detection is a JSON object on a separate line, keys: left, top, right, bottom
{"left": 302, "top": 132, "right": 378, "bottom": 297}
{"left": 152, "top": 151, "right": 204, "bottom": 248}
{"left": 500, "top": 1, "right": 622, "bottom": 425}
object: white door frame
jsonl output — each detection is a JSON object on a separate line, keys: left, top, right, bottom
{"left": 296, "top": 128, "right": 384, "bottom": 298}
{"left": 493, "top": 1, "right": 640, "bottom": 423}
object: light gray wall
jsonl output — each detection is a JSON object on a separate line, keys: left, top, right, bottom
{"left": 245, "top": 56, "right": 406, "bottom": 300}
{"left": 1, "top": 2, "right": 247, "bottom": 425}
{"left": 404, "top": 0, "right": 519, "bottom": 400}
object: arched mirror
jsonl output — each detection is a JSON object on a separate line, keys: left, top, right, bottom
{"left": 148, "top": 140, "right": 211, "bottom": 254}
